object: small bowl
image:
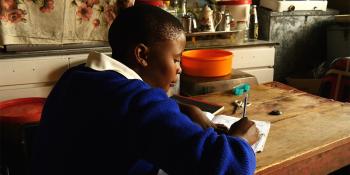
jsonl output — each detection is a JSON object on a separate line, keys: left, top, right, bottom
{"left": 181, "top": 49, "right": 233, "bottom": 77}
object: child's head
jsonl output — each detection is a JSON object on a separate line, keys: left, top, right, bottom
{"left": 108, "top": 4, "right": 186, "bottom": 91}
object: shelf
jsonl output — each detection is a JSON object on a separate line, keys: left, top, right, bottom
{"left": 185, "top": 30, "right": 242, "bottom": 37}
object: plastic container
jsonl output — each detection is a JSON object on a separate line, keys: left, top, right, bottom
{"left": 0, "top": 97, "right": 45, "bottom": 124}
{"left": 135, "top": 0, "right": 165, "bottom": 7}
{"left": 260, "top": 0, "right": 328, "bottom": 12}
{"left": 181, "top": 49, "right": 233, "bottom": 77}
{"left": 217, "top": 0, "right": 252, "bottom": 27}
{"left": 0, "top": 97, "right": 45, "bottom": 175}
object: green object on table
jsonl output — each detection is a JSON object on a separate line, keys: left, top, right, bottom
{"left": 232, "top": 83, "right": 250, "bottom": 96}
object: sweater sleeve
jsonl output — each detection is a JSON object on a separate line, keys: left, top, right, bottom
{"left": 125, "top": 88, "right": 256, "bottom": 175}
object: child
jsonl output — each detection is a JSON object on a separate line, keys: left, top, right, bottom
{"left": 32, "top": 4, "right": 258, "bottom": 175}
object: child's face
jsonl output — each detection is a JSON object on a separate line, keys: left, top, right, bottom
{"left": 141, "top": 33, "right": 186, "bottom": 92}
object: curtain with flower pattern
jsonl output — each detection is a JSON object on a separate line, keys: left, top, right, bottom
{"left": 0, "top": 0, "right": 117, "bottom": 45}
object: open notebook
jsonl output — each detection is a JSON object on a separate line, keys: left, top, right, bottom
{"left": 205, "top": 112, "right": 271, "bottom": 153}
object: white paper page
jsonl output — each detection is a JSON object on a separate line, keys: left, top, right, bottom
{"left": 206, "top": 113, "right": 270, "bottom": 153}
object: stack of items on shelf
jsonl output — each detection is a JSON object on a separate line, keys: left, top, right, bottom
{"left": 179, "top": 49, "right": 257, "bottom": 96}
{"left": 162, "top": 0, "right": 260, "bottom": 43}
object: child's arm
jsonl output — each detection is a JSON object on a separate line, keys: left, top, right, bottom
{"left": 178, "top": 103, "right": 231, "bottom": 134}
{"left": 177, "top": 103, "right": 216, "bottom": 129}
{"left": 126, "top": 88, "right": 256, "bottom": 175}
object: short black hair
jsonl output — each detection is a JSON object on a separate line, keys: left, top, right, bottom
{"left": 108, "top": 4, "right": 184, "bottom": 65}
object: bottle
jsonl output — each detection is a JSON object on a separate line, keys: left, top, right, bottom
{"left": 223, "top": 12, "right": 232, "bottom": 32}
{"left": 173, "top": 0, "right": 179, "bottom": 17}
{"left": 182, "top": 14, "right": 192, "bottom": 33}
{"left": 180, "top": 0, "right": 187, "bottom": 17}
{"left": 248, "top": 5, "right": 258, "bottom": 40}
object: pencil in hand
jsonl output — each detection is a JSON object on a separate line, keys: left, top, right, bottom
{"left": 242, "top": 93, "right": 248, "bottom": 118}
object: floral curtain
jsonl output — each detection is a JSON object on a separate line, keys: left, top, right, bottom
{"left": 0, "top": 0, "right": 117, "bottom": 45}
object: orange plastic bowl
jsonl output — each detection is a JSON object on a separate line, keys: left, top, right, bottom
{"left": 0, "top": 97, "right": 45, "bottom": 124}
{"left": 181, "top": 49, "right": 233, "bottom": 77}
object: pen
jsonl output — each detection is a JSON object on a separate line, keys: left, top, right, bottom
{"left": 242, "top": 93, "right": 248, "bottom": 118}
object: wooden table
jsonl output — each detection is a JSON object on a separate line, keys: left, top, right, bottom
{"left": 193, "top": 82, "right": 350, "bottom": 174}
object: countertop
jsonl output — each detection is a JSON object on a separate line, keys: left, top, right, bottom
{"left": 0, "top": 39, "right": 277, "bottom": 59}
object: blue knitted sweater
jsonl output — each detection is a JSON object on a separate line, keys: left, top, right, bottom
{"left": 32, "top": 65, "right": 256, "bottom": 175}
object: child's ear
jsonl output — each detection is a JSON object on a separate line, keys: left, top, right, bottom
{"left": 134, "top": 43, "right": 149, "bottom": 67}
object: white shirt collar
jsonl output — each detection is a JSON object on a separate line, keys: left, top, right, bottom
{"left": 85, "top": 51, "right": 143, "bottom": 80}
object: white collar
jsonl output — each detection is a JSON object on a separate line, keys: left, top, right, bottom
{"left": 85, "top": 51, "right": 142, "bottom": 80}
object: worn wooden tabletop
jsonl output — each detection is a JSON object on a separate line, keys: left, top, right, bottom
{"left": 193, "top": 82, "right": 350, "bottom": 174}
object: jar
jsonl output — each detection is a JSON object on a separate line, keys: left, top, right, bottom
{"left": 217, "top": 0, "right": 252, "bottom": 27}
{"left": 236, "top": 20, "right": 248, "bottom": 43}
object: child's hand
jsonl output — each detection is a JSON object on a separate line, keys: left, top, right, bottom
{"left": 228, "top": 117, "right": 259, "bottom": 145}
{"left": 178, "top": 103, "right": 216, "bottom": 129}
